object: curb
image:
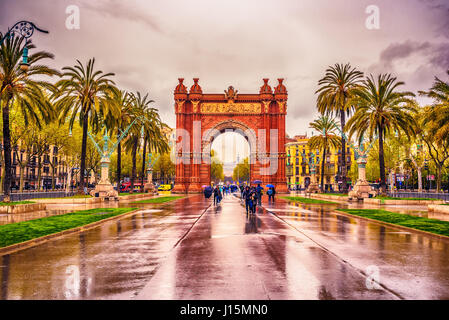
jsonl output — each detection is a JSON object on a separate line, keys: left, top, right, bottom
{"left": 334, "top": 209, "right": 449, "bottom": 242}
{"left": 0, "top": 208, "right": 140, "bottom": 256}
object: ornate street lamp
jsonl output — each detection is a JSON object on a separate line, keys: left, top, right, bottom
{"left": 0, "top": 21, "right": 49, "bottom": 72}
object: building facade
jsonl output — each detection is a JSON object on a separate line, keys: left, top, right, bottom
{"left": 285, "top": 134, "right": 354, "bottom": 191}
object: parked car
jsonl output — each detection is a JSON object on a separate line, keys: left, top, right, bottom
{"left": 120, "top": 182, "right": 143, "bottom": 193}
{"left": 158, "top": 184, "right": 172, "bottom": 191}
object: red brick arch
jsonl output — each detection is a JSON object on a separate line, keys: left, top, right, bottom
{"left": 172, "top": 78, "right": 288, "bottom": 193}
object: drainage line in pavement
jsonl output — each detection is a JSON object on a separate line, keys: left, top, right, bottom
{"left": 262, "top": 204, "right": 405, "bottom": 300}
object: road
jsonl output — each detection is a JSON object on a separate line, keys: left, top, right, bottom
{"left": 1, "top": 194, "right": 449, "bottom": 299}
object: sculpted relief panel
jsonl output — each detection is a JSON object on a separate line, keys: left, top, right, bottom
{"left": 200, "top": 102, "right": 261, "bottom": 114}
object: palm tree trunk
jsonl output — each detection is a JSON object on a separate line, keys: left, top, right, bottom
{"left": 2, "top": 98, "right": 12, "bottom": 201}
{"left": 340, "top": 111, "right": 347, "bottom": 193}
{"left": 378, "top": 127, "right": 387, "bottom": 195}
{"left": 321, "top": 147, "right": 326, "bottom": 192}
{"left": 130, "top": 138, "right": 138, "bottom": 194}
{"left": 140, "top": 137, "right": 147, "bottom": 192}
{"left": 78, "top": 113, "right": 89, "bottom": 194}
{"left": 37, "top": 158, "right": 42, "bottom": 191}
{"left": 51, "top": 161, "right": 56, "bottom": 190}
{"left": 117, "top": 138, "right": 121, "bottom": 194}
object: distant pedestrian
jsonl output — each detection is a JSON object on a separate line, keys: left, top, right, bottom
{"left": 243, "top": 186, "right": 251, "bottom": 216}
{"left": 256, "top": 184, "right": 263, "bottom": 206}
{"left": 267, "top": 187, "right": 276, "bottom": 202}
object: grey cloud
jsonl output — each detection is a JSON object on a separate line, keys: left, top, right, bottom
{"left": 79, "top": 0, "right": 162, "bottom": 34}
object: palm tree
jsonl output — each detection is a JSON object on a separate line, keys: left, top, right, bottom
{"left": 419, "top": 70, "right": 449, "bottom": 142}
{"left": 124, "top": 92, "right": 155, "bottom": 193}
{"left": 140, "top": 109, "right": 169, "bottom": 192}
{"left": 105, "top": 88, "right": 134, "bottom": 194}
{"left": 346, "top": 74, "right": 417, "bottom": 195}
{"left": 316, "top": 63, "right": 363, "bottom": 192}
{"left": 0, "top": 33, "right": 59, "bottom": 201}
{"left": 308, "top": 116, "right": 341, "bottom": 192}
{"left": 53, "top": 58, "right": 117, "bottom": 194}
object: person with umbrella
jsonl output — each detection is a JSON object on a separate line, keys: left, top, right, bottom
{"left": 266, "top": 184, "right": 276, "bottom": 203}
{"left": 256, "top": 184, "right": 263, "bottom": 206}
{"left": 203, "top": 185, "right": 213, "bottom": 199}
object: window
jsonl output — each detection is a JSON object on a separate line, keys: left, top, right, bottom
{"left": 302, "top": 166, "right": 306, "bottom": 174}
{"left": 295, "top": 167, "right": 299, "bottom": 175}
{"left": 295, "top": 158, "right": 299, "bottom": 165}
{"left": 295, "top": 177, "right": 299, "bottom": 183}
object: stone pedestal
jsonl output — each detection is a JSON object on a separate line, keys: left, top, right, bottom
{"left": 144, "top": 170, "right": 157, "bottom": 194}
{"left": 348, "top": 160, "right": 375, "bottom": 200}
{"left": 306, "top": 173, "right": 320, "bottom": 194}
{"left": 90, "top": 157, "right": 118, "bottom": 200}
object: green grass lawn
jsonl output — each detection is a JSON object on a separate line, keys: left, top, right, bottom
{"left": 281, "top": 196, "right": 337, "bottom": 204}
{"left": 0, "top": 201, "right": 36, "bottom": 206}
{"left": 36, "top": 194, "right": 93, "bottom": 200}
{"left": 131, "top": 196, "right": 184, "bottom": 204}
{"left": 321, "top": 193, "right": 348, "bottom": 197}
{"left": 374, "top": 196, "right": 437, "bottom": 201}
{"left": 0, "top": 207, "right": 136, "bottom": 248}
{"left": 337, "top": 208, "right": 449, "bottom": 237}
{"left": 119, "top": 192, "right": 147, "bottom": 196}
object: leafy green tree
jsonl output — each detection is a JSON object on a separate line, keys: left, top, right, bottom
{"left": 105, "top": 88, "right": 133, "bottom": 193}
{"left": 0, "top": 33, "right": 59, "bottom": 200}
{"left": 152, "top": 153, "right": 174, "bottom": 184}
{"left": 346, "top": 74, "right": 417, "bottom": 194}
{"left": 308, "top": 116, "right": 341, "bottom": 192}
{"left": 419, "top": 70, "right": 449, "bottom": 142}
{"left": 316, "top": 63, "right": 363, "bottom": 192}
{"left": 232, "top": 157, "right": 250, "bottom": 183}
{"left": 53, "top": 58, "right": 117, "bottom": 194}
{"left": 210, "top": 149, "right": 224, "bottom": 183}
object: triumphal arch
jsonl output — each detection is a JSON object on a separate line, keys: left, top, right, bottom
{"left": 171, "top": 78, "right": 288, "bottom": 193}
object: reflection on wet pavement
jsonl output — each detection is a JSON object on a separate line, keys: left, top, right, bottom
{"left": 1, "top": 194, "right": 449, "bottom": 300}
{"left": 0, "top": 196, "right": 209, "bottom": 299}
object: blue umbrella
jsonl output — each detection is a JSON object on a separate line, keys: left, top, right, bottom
{"left": 266, "top": 184, "right": 275, "bottom": 188}
{"left": 252, "top": 180, "right": 262, "bottom": 184}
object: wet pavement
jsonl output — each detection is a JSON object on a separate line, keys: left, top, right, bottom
{"left": 1, "top": 194, "right": 449, "bottom": 299}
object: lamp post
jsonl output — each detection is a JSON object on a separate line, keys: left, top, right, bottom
{"left": 1, "top": 21, "right": 49, "bottom": 72}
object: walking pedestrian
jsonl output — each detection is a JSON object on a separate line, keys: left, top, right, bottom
{"left": 256, "top": 184, "right": 263, "bottom": 206}
{"left": 243, "top": 186, "right": 251, "bottom": 217}
{"left": 213, "top": 186, "right": 219, "bottom": 206}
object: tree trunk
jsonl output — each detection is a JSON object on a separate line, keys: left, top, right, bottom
{"left": 51, "top": 162, "right": 56, "bottom": 190}
{"left": 19, "top": 165, "right": 25, "bottom": 193}
{"left": 66, "top": 166, "right": 72, "bottom": 193}
{"left": 0, "top": 162, "right": 4, "bottom": 194}
{"left": 340, "top": 111, "right": 347, "bottom": 193}
{"left": 436, "top": 165, "right": 442, "bottom": 193}
{"left": 320, "top": 147, "right": 326, "bottom": 192}
{"left": 2, "top": 98, "right": 12, "bottom": 201}
{"left": 130, "top": 138, "right": 138, "bottom": 194}
{"left": 140, "top": 137, "right": 147, "bottom": 192}
{"left": 417, "top": 167, "right": 422, "bottom": 193}
{"left": 78, "top": 113, "right": 89, "bottom": 194}
{"left": 378, "top": 128, "right": 387, "bottom": 195}
{"left": 37, "top": 157, "right": 42, "bottom": 191}
{"left": 117, "top": 137, "right": 121, "bottom": 194}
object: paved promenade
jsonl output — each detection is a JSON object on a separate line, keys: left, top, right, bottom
{"left": 1, "top": 194, "right": 449, "bottom": 299}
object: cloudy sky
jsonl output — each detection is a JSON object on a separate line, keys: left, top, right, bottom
{"left": 1, "top": 0, "right": 448, "bottom": 172}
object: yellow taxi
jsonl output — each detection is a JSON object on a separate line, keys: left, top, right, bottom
{"left": 157, "top": 184, "right": 172, "bottom": 191}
